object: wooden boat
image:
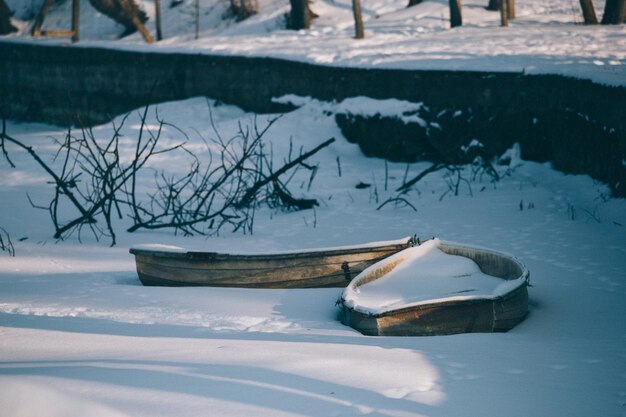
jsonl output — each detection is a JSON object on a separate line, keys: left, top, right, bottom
{"left": 129, "top": 237, "right": 414, "bottom": 288}
{"left": 340, "top": 239, "right": 530, "bottom": 336}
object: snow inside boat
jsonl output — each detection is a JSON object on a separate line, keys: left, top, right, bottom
{"left": 129, "top": 237, "right": 414, "bottom": 288}
{"left": 340, "top": 239, "right": 530, "bottom": 336}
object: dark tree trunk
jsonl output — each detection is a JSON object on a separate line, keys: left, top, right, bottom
{"left": 352, "top": 0, "right": 364, "bottom": 38}
{"left": 0, "top": 0, "right": 17, "bottom": 34}
{"left": 71, "top": 0, "right": 79, "bottom": 42}
{"left": 601, "top": 0, "right": 626, "bottom": 23}
{"left": 288, "top": 0, "right": 314, "bottom": 29}
{"left": 489, "top": 0, "right": 513, "bottom": 18}
{"left": 486, "top": 0, "right": 498, "bottom": 11}
{"left": 155, "top": 0, "right": 162, "bottom": 40}
{"left": 449, "top": 0, "right": 462, "bottom": 27}
{"left": 407, "top": 0, "right": 424, "bottom": 7}
{"left": 195, "top": 0, "right": 199, "bottom": 39}
{"left": 579, "top": 0, "right": 598, "bottom": 23}
{"left": 88, "top": 0, "right": 153, "bottom": 42}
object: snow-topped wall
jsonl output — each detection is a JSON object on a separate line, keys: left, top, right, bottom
{"left": 1, "top": 40, "right": 625, "bottom": 196}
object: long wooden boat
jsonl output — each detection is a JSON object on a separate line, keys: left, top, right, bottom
{"left": 129, "top": 237, "right": 414, "bottom": 288}
{"left": 340, "top": 239, "right": 530, "bottom": 336}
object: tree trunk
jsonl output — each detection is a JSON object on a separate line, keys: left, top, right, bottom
{"left": 243, "top": 0, "right": 259, "bottom": 18}
{"left": 507, "top": 0, "right": 515, "bottom": 19}
{"left": 288, "top": 0, "right": 313, "bottom": 29}
{"left": 195, "top": 0, "right": 199, "bottom": 39}
{"left": 499, "top": 0, "right": 508, "bottom": 26}
{"left": 407, "top": 0, "right": 424, "bottom": 7}
{"left": 155, "top": 0, "right": 162, "bottom": 40}
{"left": 601, "top": 0, "right": 626, "bottom": 23}
{"left": 230, "top": 0, "right": 258, "bottom": 21}
{"left": 88, "top": 0, "right": 153, "bottom": 42}
{"left": 449, "top": 0, "right": 462, "bottom": 27}
{"left": 352, "top": 0, "right": 364, "bottom": 38}
{"left": 579, "top": 0, "right": 598, "bottom": 23}
{"left": 71, "top": 0, "right": 79, "bottom": 42}
{"left": 489, "top": 0, "right": 513, "bottom": 18}
{"left": 0, "top": 0, "right": 17, "bottom": 34}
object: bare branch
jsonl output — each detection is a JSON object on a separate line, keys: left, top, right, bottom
{"left": 0, "top": 227, "right": 15, "bottom": 257}
{"left": 396, "top": 162, "right": 447, "bottom": 193}
{"left": 237, "top": 137, "right": 335, "bottom": 208}
{"left": 377, "top": 197, "right": 417, "bottom": 212}
{"left": 3, "top": 110, "right": 329, "bottom": 245}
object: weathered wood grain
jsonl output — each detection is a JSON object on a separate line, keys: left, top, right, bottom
{"left": 130, "top": 239, "right": 412, "bottom": 288}
{"left": 341, "top": 241, "right": 530, "bottom": 336}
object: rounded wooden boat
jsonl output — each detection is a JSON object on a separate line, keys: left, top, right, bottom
{"left": 129, "top": 237, "right": 414, "bottom": 288}
{"left": 340, "top": 240, "right": 530, "bottom": 336}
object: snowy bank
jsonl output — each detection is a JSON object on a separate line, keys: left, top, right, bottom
{"left": 1, "top": 97, "right": 625, "bottom": 417}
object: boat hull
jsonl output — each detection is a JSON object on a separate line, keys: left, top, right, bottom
{"left": 130, "top": 239, "right": 413, "bottom": 288}
{"left": 340, "top": 241, "right": 530, "bottom": 336}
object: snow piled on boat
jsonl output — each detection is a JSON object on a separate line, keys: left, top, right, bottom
{"left": 131, "top": 244, "right": 187, "bottom": 253}
{"left": 342, "top": 239, "right": 527, "bottom": 314}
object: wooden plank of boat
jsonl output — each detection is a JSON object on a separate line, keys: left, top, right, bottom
{"left": 129, "top": 237, "right": 414, "bottom": 288}
{"left": 340, "top": 239, "right": 530, "bottom": 336}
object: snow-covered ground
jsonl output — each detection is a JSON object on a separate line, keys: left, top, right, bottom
{"left": 1, "top": 0, "right": 626, "bottom": 415}
{"left": 3, "top": 0, "right": 626, "bottom": 85}
{"left": 1, "top": 97, "right": 626, "bottom": 417}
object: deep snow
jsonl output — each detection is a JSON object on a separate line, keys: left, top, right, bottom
{"left": 1, "top": 97, "right": 625, "bottom": 417}
{"left": 1, "top": 0, "right": 626, "bottom": 415}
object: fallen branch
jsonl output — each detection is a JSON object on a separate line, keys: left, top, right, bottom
{"left": 236, "top": 137, "right": 335, "bottom": 208}
{"left": 396, "top": 162, "right": 446, "bottom": 193}
{"left": 272, "top": 180, "right": 318, "bottom": 210}
{"left": 377, "top": 197, "right": 417, "bottom": 212}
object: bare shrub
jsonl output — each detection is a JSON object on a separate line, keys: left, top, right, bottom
{"left": 0, "top": 227, "right": 14, "bottom": 256}
{"left": 1, "top": 109, "right": 333, "bottom": 246}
